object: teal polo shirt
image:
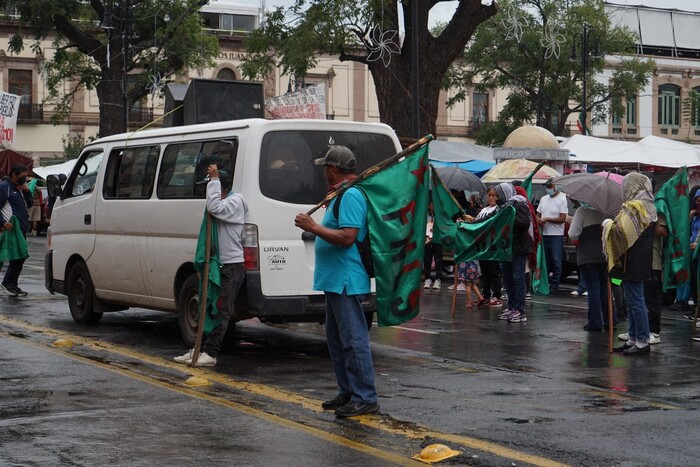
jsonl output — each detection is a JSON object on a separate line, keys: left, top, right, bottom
{"left": 313, "top": 187, "right": 370, "bottom": 295}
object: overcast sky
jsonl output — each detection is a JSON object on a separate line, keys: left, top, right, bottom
{"left": 236, "top": 0, "right": 700, "bottom": 26}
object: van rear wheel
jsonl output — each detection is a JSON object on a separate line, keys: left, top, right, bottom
{"left": 177, "top": 274, "right": 200, "bottom": 347}
{"left": 67, "top": 262, "right": 103, "bottom": 325}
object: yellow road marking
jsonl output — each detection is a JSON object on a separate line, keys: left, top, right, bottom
{"left": 583, "top": 389, "right": 680, "bottom": 411}
{"left": 0, "top": 314, "right": 569, "bottom": 466}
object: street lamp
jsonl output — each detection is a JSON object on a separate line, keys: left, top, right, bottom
{"left": 570, "top": 23, "right": 602, "bottom": 135}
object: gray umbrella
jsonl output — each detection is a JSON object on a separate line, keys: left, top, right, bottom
{"left": 553, "top": 172, "right": 623, "bottom": 216}
{"left": 434, "top": 166, "right": 487, "bottom": 199}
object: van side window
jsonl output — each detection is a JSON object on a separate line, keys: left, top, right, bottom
{"left": 157, "top": 139, "right": 237, "bottom": 199}
{"left": 66, "top": 150, "right": 104, "bottom": 197}
{"left": 103, "top": 146, "right": 160, "bottom": 199}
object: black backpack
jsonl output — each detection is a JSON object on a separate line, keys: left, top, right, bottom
{"left": 332, "top": 191, "right": 375, "bottom": 278}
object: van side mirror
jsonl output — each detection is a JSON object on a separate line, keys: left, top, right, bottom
{"left": 46, "top": 174, "right": 63, "bottom": 198}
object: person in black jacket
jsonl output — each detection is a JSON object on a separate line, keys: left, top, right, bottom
{"left": 0, "top": 163, "right": 32, "bottom": 296}
{"left": 477, "top": 182, "right": 533, "bottom": 323}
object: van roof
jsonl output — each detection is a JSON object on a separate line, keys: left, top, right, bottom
{"left": 89, "top": 119, "right": 396, "bottom": 145}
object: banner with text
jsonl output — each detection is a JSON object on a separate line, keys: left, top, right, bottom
{"left": 0, "top": 91, "right": 20, "bottom": 149}
{"left": 266, "top": 84, "right": 326, "bottom": 120}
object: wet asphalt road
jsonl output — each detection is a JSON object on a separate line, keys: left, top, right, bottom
{"left": 1, "top": 237, "right": 699, "bottom": 466}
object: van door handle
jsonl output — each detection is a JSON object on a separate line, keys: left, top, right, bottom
{"left": 84, "top": 214, "right": 92, "bottom": 225}
{"left": 301, "top": 232, "right": 316, "bottom": 241}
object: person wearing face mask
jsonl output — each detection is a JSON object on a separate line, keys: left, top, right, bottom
{"left": 0, "top": 163, "right": 32, "bottom": 297}
{"left": 536, "top": 178, "right": 568, "bottom": 293}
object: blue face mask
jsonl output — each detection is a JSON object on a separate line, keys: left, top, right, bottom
{"left": 545, "top": 188, "right": 555, "bottom": 196}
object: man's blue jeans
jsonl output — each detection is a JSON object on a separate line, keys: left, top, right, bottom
{"left": 579, "top": 263, "right": 615, "bottom": 329}
{"left": 543, "top": 235, "right": 564, "bottom": 289}
{"left": 501, "top": 255, "right": 527, "bottom": 312}
{"left": 623, "top": 280, "right": 649, "bottom": 344}
{"left": 325, "top": 290, "right": 377, "bottom": 403}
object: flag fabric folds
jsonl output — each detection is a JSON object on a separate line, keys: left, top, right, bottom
{"left": 0, "top": 216, "right": 29, "bottom": 262}
{"left": 194, "top": 212, "right": 223, "bottom": 334}
{"left": 357, "top": 145, "right": 430, "bottom": 326}
{"left": 519, "top": 161, "right": 545, "bottom": 201}
{"left": 654, "top": 167, "right": 690, "bottom": 291}
{"left": 532, "top": 240, "right": 550, "bottom": 295}
{"left": 431, "top": 169, "right": 516, "bottom": 263}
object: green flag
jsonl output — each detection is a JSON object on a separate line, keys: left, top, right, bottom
{"left": 28, "top": 179, "right": 38, "bottom": 196}
{"left": 532, "top": 240, "right": 550, "bottom": 295}
{"left": 432, "top": 169, "right": 515, "bottom": 262}
{"left": 654, "top": 167, "right": 690, "bottom": 290}
{"left": 520, "top": 161, "right": 545, "bottom": 200}
{"left": 357, "top": 145, "right": 430, "bottom": 327}
{"left": 0, "top": 216, "right": 29, "bottom": 262}
{"left": 194, "top": 212, "right": 223, "bottom": 333}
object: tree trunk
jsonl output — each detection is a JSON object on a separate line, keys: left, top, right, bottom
{"left": 96, "top": 64, "right": 126, "bottom": 137}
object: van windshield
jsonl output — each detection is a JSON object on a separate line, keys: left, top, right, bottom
{"left": 259, "top": 131, "right": 396, "bottom": 204}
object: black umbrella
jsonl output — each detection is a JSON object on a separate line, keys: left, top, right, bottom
{"left": 434, "top": 166, "right": 487, "bottom": 199}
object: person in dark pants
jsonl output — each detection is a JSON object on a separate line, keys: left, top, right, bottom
{"left": 295, "top": 146, "right": 379, "bottom": 418}
{"left": 423, "top": 199, "right": 443, "bottom": 290}
{"left": 174, "top": 165, "right": 248, "bottom": 367}
{"left": 0, "top": 163, "right": 32, "bottom": 297}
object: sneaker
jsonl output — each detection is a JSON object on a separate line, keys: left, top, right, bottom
{"left": 648, "top": 333, "right": 661, "bottom": 345}
{"left": 682, "top": 312, "right": 696, "bottom": 320}
{"left": 334, "top": 400, "right": 380, "bottom": 417}
{"left": 668, "top": 301, "right": 689, "bottom": 311}
{"left": 322, "top": 394, "right": 351, "bottom": 410}
{"left": 618, "top": 333, "right": 629, "bottom": 341}
{"left": 1, "top": 283, "right": 18, "bottom": 297}
{"left": 191, "top": 352, "right": 217, "bottom": 367}
{"left": 498, "top": 308, "right": 516, "bottom": 320}
{"left": 424, "top": 279, "right": 432, "bottom": 290}
{"left": 508, "top": 310, "right": 527, "bottom": 322}
{"left": 692, "top": 336, "right": 700, "bottom": 342}
{"left": 488, "top": 298, "right": 502, "bottom": 307}
{"left": 525, "top": 292, "right": 531, "bottom": 301}
{"left": 448, "top": 283, "right": 466, "bottom": 291}
{"left": 582, "top": 292, "right": 588, "bottom": 296}
{"left": 12, "top": 286, "right": 28, "bottom": 297}
{"left": 173, "top": 348, "right": 195, "bottom": 364}
{"left": 570, "top": 290, "right": 580, "bottom": 296}
{"left": 432, "top": 279, "right": 441, "bottom": 290}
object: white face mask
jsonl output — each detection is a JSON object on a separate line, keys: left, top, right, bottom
{"left": 546, "top": 188, "right": 555, "bottom": 196}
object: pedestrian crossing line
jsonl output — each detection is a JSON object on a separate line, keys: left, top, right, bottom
{"left": 0, "top": 314, "right": 570, "bottom": 467}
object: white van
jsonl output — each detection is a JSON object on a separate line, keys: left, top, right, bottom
{"left": 45, "top": 119, "right": 401, "bottom": 344}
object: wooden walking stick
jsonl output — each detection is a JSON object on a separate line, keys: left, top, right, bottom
{"left": 608, "top": 280, "right": 614, "bottom": 353}
{"left": 191, "top": 212, "right": 212, "bottom": 366}
{"left": 307, "top": 134, "right": 434, "bottom": 215}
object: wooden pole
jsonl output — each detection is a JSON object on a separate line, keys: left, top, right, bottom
{"left": 307, "top": 134, "right": 434, "bottom": 215}
{"left": 608, "top": 280, "right": 614, "bottom": 353}
{"left": 191, "top": 212, "right": 212, "bottom": 366}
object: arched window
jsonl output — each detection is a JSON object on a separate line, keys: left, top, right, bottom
{"left": 658, "top": 84, "right": 681, "bottom": 128}
{"left": 216, "top": 68, "right": 236, "bottom": 81}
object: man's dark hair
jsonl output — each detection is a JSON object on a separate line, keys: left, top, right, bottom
{"left": 219, "top": 172, "right": 233, "bottom": 191}
{"left": 11, "top": 164, "right": 27, "bottom": 176}
{"left": 511, "top": 180, "right": 522, "bottom": 186}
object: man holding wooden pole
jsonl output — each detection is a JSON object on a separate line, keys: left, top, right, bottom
{"left": 174, "top": 164, "right": 248, "bottom": 367}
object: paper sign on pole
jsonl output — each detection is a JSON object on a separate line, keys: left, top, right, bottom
{"left": 265, "top": 84, "right": 326, "bottom": 120}
{"left": 0, "top": 91, "right": 21, "bottom": 150}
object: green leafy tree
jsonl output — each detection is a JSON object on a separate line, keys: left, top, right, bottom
{"left": 2, "top": 0, "right": 219, "bottom": 137}
{"left": 240, "top": 0, "right": 498, "bottom": 138}
{"left": 446, "top": 0, "right": 654, "bottom": 144}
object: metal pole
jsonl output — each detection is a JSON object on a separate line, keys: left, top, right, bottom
{"left": 411, "top": 0, "right": 420, "bottom": 138}
{"left": 122, "top": 0, "right": 129, "bottom": 133}
{"left": 582, "top": 24, "right": 588, "bottom": 135}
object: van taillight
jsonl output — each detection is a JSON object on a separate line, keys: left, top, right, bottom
{"left": 242, "top": 224, "right": 259, "bottom": 271}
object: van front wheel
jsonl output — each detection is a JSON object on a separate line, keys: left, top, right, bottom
{"left": 67, "top": 262, "right": 103, "bottom": 325}
{"left": 177, "top": 274, "right": 199, "bottom": 347}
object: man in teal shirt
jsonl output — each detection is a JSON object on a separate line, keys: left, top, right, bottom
{"left": 295, "top": 146, "right": 379, "bottom": 417}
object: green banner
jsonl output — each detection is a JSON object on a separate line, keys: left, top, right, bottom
{"left": 194, "top": 212, "right": 223, "bottom": 334}
{"left": 519, "top": 161, "right": 545, "bottom": 201}
{"left": 532, "top": 240, "right": 550, "bottom": 295}
{"left": 654, "top": 167, "right": 690, "bottom": 290}
{"left": 358, "top": 145, "right": 430, "bottom": 326}
{"left": 0, "top": 216, "right": 29, "bottom": 262}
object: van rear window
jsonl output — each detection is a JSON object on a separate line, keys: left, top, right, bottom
{"left": 259, "top": 131, "right": 396, "bottom": 204}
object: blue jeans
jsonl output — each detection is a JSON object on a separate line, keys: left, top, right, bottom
{"left": 579, "top": 263, "right": 614, "bottom": 329}
{"left": 325, "top": 290, "right": 377, "bottom": 403}
{"left": 623, "top": 280, "right": 649, "bottom": 344}
{"left": 543, "top": 235, "right": 564, "bottom": 289}
{"left": 501, "top": 255, "right": 527, "bottom": 312}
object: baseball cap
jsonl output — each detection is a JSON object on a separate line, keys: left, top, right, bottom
{"left": 545, "top": 178, "right": 555, "bottom": 187}
{"left": 314, "top": 146, "right": 356, "bottom": 170}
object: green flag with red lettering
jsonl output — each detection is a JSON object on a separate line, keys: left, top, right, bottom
{"left": 194, "top": 212, "right": 223, "bottom": 333}
{"left": 357, "top": 145, "right": 430, "bottom": 326}
{"left": 654, "top": 167, "right": 690, "bottom": 291}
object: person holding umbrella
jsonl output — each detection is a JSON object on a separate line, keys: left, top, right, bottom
{"left": 603, "top": 173, "right": 657, "bottom": 355}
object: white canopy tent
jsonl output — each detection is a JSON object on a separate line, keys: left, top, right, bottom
{"left": 560, "top": 135, "right": 700, "bottom": 168}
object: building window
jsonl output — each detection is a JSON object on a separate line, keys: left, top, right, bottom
{"left": 658, "top": 84, "right": 681, "bottom": 128}
{"left": 216, "top": 68, "right": 236, "bottom": 81}
{"left": 611, "top": 97, "right": 622, "bottom": 126}
{"left": 220, "top": 14, "right": 256, "bottom": 32}
{"left": 472, "top": 93, "right": 489, "bottom": 127}
{"left": 8, "top": 69, "right": 32, "bottom": 105}
{"left": 691, "top": 87, "right": 700, "bottom": 133}
{"left": 626, "top": 95, "right": 636, "bottom": 127}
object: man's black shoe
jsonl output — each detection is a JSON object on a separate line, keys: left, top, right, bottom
{"left": 12, "top": 286, "right": 28, "bottom": 297}
{"left": 334, "top": 400, "right": 379, "bottom": 417}
{"left": 613, "top": 342, "right": 634, "bottom": 353}
{"left": 623, "top": 344, "right": 650, "bottom": 355}
{"left": 322, "top": 394, "right": 351, "bottom": 410}
{"left": 0, "top": 283, "right": 18, "bottom": 297}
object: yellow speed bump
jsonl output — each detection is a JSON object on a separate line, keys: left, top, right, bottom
{"left": 53, "top": 338, "right": 75, "bottom": 348}
{"left": 412, "top": 444, "right": 461, "bottom": 464}
{"left": 185, "top": 376, "right": 212, "bottom": 387}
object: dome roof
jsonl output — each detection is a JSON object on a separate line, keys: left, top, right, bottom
{"left": 503, "top": 126, "right": 559, "bottom": 149}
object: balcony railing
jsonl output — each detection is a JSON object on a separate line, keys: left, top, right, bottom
{"left": 17, "top": 103, "right": 43, "bottom": 122}
{"left": 128, "top": 108, "right": 154, "bottom": 125}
